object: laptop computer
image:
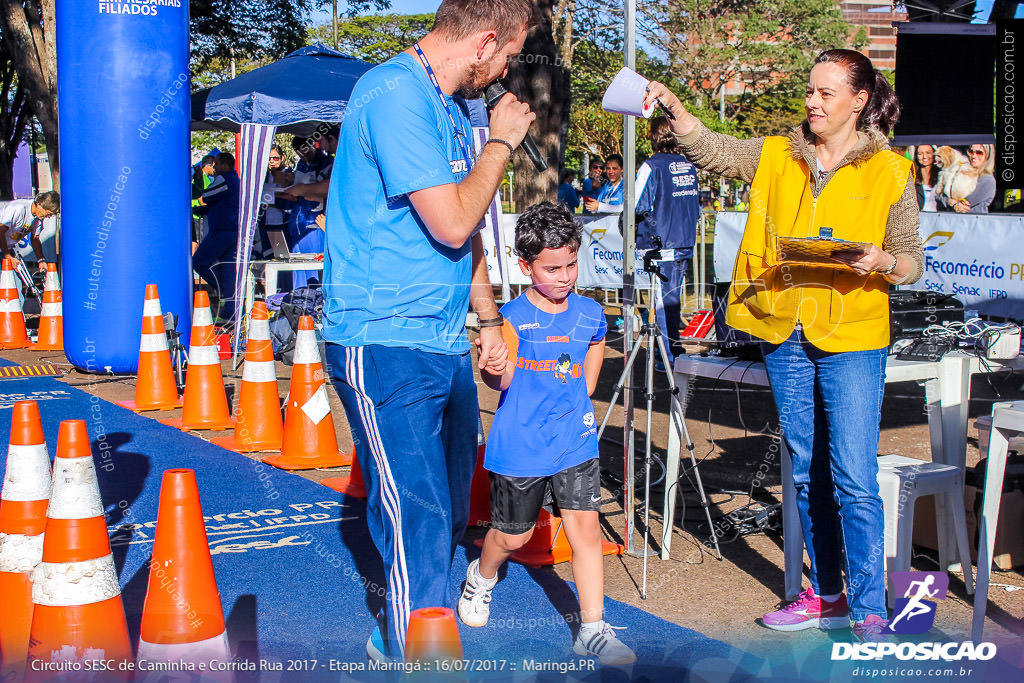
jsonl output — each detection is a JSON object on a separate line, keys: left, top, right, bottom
{"left": 267, "top": 229, "right": 319, "bottom": 261}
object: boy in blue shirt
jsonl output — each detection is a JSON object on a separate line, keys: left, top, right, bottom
{"left": 459, "top": 201, "right": 636, "bottom": 666}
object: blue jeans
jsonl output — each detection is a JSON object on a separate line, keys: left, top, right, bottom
{"left": 324, "top": 343, "right": 478, "bottom": 658}
{"left": 653, "top": 258, "right": 688, "bottom": 365}
{"left": 762, "top": 329, "right": 887, "bottom": 621}
{"left": 192, "top": 231, "right": 237, "bottom": 318}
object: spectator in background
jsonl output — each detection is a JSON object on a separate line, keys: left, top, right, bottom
{"left": 635, "top": 116, "right": 700, "bottom": 370}
{"left": 191, "top": 155, "right": 216, "bottom": 242}
{"left": 584, "top": 154, "right": 623, "bottom": 213}
{"left": 0, "top": 191, "right": 59, "bottom": 272}
{"left": 557, "top": 169, "right": 580, "bottom": 212}
{"left": 937, "top": 144, "right": 995, "bottom": 214}
{"left": 259, "top": 144, "right": 293, "bottom": 258}
{"left": 912, "top": 145, "right": 939, "bottom": 211}
{"left": 281, "top": 131, "right": 335, "bottom": 288}
{"left": 581, "top": 158, "right": 604, "bottom": 214}
{"left": 194, "top": 152, "right": 240, "bottom": 321}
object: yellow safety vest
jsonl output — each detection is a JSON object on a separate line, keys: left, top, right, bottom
{"left": 725, "top": 136, "right": 911, "bottom": 352}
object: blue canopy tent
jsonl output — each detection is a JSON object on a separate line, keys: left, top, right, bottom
{"left": 190, "top": 44, "right": 374, "bottom": 360}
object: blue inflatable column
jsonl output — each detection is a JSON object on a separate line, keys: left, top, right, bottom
{"left": 57, "top": 0, "right": 192, "bottom": 373}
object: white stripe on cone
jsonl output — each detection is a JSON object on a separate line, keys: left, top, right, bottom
{"left": 292, "top": 329, "right": 320, "bottom": 365}
{"left": 47, "top": 458, "right": 103, "bottom": 520}
{"left": 44, "top": 270, "right": 59, "bottom": 291}
{"left": 0, "top": 298, "right": 23, "bottom": 313}
{"left": 41, "top": 302, "right": 62, "bottom": 317}
{"left": 241, "top": 360, "right": 276, "bottom": 383}
{"left": 0, "top": 271, "right": 17, "bottom": 289}
{"left": 0, "top": 533, "right": 45, "bottom": 573}
{"left": 188, "top": 345, "right": 221, "bottom": 366}
{"left": 136, "top": 631, "right": 233, "bottom": 680}
{"left": 2, "top": 443, "right": 52, "bottom": 501}
{"left": 31, "top": 555, "right": 121, "bottom": 606}
{"left": 143, "top": 298, "right": 163, "bottom": 317}
{"left": 300, "top": 385, "right": 331, "bottom": 424}
{"left": 247, "top": 318, "right": 270, "bottom": 341}
{"left": 140, "top": 333, "right": 170, "bottom": 353}
{"left": 193, "top": 307, "right": 214, "bottom": 327}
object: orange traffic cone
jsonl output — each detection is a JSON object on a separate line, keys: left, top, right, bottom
{"left": 0, "top": 401, "right": 51, "bottom": 679}
{"left": 321, "top": 446, "right": 367, "bottom": 498}
{"left": 493, "top": 509, "right": 625, "bottom": 567}
{"left": 161, "top": 291, "right": 234, "bottom": 431}
{"left": 467, "top": 444, "right": 490, "bottom": 527}
{"left": 26, "top": 420, "right": 132, "bottom": 679}
{"left": 117, "top": 284, "right": 181, "bottom": 412}
{"left": 29, "top": 262, "right": 63, "bottom": 351}
{"left": 0, "top": 256, "right": 29, "bottom": 350}
{"left": 405, "top": 607, "right": 463, "bottom": 663}
{"left": 136, "top": 469, "right": 231, "bottom": 674}
{"left": 263, "top": 316, "right": 350, "bottom": 470}
{"left": 212, "top": 301, "right": 283, "bottom": 452}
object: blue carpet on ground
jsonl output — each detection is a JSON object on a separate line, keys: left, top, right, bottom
{"left": 0, "top": 367, "right": 764, "bottom": 682}
{"left": 7, "top": 364, "right": 1019, "bottom": 683}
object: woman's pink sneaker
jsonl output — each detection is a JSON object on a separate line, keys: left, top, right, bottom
{"left": 762, "top": 587, "right": 850, "bottom": 632}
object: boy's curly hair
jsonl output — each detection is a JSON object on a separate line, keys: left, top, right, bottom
{"left": 514, "top": 201, "right": 582, "bottom": 263}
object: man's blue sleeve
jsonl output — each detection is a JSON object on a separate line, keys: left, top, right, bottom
{"left": 363, "top": 85, "right": 458, "bottom": 201}
{"left": 202, "top": 175, "right": 228, "bottom": 206}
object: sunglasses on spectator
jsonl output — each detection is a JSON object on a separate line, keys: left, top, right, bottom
{"left": 968, "top": 148, "right": 985, "bottom": 156}
{"left": 269, "top": 156, "right": 282, "bottom": 160}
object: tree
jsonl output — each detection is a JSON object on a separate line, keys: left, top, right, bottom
{"left": 0, "top": 29, "right": 33, "bottom": 199}
{"left": 0, "top": 1, "right": 58, "bottom": 188}
{"left": 308, "top": 14, "right": 435, "bottom": 64}
{"left": 505, "top": 0, "right": 568, "bottom": 208}
{"left": 190, "top": 0, "right": 324, "bottom": 73}
{"left": 644, "top": 0, "right": 865, "bottom": 135}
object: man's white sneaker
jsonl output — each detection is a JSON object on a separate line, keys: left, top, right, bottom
{"left": 573, "top": 622, "right": 637, "bottom": 666}
{"left": 457, "top": 559, "right": 497, "bottom": 627}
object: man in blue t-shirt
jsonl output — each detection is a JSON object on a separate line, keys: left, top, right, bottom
{"left": 635, "top": 117, "right": 700, "bottom": 368}
{"left": 321, "top": 0, "right": 537, "bottom": 662}
{"left": 194, "top": 152, "right": 240, "bottom": 320}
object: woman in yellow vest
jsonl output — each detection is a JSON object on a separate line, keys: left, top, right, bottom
{"left": 646, "top": 50, "right": 923, "bottom": 642}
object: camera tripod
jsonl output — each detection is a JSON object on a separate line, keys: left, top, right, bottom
{"left": 596, "top": 259, "right": 721, "bottom": 600}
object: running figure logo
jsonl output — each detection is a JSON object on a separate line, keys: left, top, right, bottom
{"left": 554, "top": 353, "right": 572, "bottom": 383}
{"left": 886, "top": 571, "right": 949, "bottom": 634}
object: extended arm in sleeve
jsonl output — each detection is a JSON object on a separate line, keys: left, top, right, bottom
{"left": 674, "top": 119, "right": 765, "bottom": 183}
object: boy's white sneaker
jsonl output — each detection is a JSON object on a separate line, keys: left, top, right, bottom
{"left": 573, "top": 621, "right": 637, "bottom": 666}
{"left": 458, "top": 559, "right": 498, "bottom": 627}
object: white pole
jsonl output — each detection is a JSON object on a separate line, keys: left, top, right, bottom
{"left": 622, "top": 0, "right": 639, "bottom": 556}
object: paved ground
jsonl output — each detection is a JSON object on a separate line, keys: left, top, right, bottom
{"left": 9, "top": 319, "right": 1024, "bottom": 662}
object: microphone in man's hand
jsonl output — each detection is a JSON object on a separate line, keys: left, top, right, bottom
{"left": 484, "top": 82, "right": 548, "bottom": 172}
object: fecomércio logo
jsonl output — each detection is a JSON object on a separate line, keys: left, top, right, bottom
{"left": 886, "top": 571, "right": 948, "bottom": 635}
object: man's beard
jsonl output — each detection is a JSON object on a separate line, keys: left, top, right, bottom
{"left": 455, "top": 62, "right": 491, "bottom": 99}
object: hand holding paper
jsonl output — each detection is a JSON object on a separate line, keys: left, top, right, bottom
{"left": 602, "top": 67, "right": 657, "bottom": 118}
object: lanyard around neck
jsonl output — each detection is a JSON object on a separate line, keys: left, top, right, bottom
{"left": 412, "top": 43, "right": 473, "bottom": 170}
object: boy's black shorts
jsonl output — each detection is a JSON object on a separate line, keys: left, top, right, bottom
{"left": 488, "top": 458, "right": 601, "bottom": 535}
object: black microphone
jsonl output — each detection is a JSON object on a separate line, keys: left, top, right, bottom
{"left": 484, "top": 82, "right": 548, "bottom": 172}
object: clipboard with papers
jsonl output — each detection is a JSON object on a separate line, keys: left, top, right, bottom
{"left": 777, "top": 236, "right": 871, "bottom": 267}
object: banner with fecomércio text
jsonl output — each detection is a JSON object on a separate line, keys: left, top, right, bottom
{"left": 714, "top": 212, "right": 1024, "bottom": 320}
